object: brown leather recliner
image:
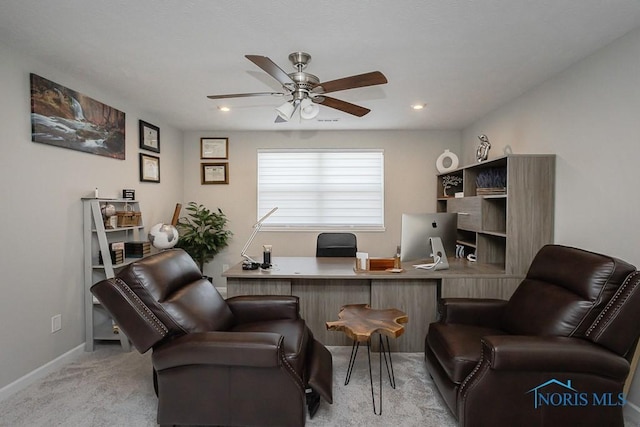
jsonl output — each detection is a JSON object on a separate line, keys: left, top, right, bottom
{"left": 425, "top": 244, "right": 640, "bottom": 427}
{"left": 91, "top": 249, "right": 332, "bottom": 427}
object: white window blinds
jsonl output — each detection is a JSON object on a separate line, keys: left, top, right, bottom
{"left": 257, "top": 149, "right": 384, "bottom": 230}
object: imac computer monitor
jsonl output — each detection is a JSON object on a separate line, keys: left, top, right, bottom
{"left": 400, "top": 213, "right": 457, "bottom": 262}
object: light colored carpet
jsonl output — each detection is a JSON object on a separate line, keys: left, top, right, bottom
{"left": 2, "top": 345, "right": 637, "bottom": 426}
{"left": 308, "top": 346, "right": 456, "bottom": 427}
{"left": 0, "top": 345, "right": 454, "bottom": 427}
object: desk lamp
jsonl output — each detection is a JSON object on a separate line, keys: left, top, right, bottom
{"left": 241, "top": 207, "right": 278, "bottom": 269}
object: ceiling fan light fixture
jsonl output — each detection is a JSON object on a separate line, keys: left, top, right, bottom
{"left": 217, "top": 106, "right": 231, "bottom": 112}
{"left": 411, "top": 103, "right": 426, "bottom": 110}
{"left": 300, "top": 98, "right": 320, "bottom": 120}
{"left": 275, "top": 101, "right": 296, "bottom": 121}
{"left": 208, "top": 52, "right": 388, "bottom": 121}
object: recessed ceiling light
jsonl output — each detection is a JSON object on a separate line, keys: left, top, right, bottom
{"left": 218, "top": 106, "right": 230, "bottom": 112}
{"left": 411, "top": 103, "right": 426, "bottom": 110}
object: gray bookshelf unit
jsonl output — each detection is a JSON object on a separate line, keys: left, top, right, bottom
{"left": 437, "top": 154, "right": 555, "bottom": 277}
{"left": 82, "top": 198, "right": 147, "bottom": 351}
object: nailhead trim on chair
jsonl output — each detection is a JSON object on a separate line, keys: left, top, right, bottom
{"left": 458, "top": 342, "right": 492, "bottom": 423}
{"left": 585, "top": 271, "right": 640, "bottom": 339}
{"left": 112, "top": 277, "right": 169, "bottom": 336}
{"left": 277, "top": 338, "right": 306, "bottom": 392}
{"left": 459, "top": 344, "right": 487, "bottom": 394}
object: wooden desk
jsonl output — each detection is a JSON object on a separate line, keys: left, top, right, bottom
{"left": 224, "top": 257, "right": 522, "bottom": 352}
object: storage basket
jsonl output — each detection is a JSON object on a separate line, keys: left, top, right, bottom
{"left": 116, "top": 210, "right": 141, "bottom": 227}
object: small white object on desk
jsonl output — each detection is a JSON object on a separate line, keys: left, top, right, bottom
{"left": 356, "top": 252, "right": 368, "bottom": 270}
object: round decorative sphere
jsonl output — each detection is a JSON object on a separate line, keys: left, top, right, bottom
{"left": 101, "top": 203, "right": 116, "bottom": 218}
{"left": 148, "top": 223, "right": 179, "bottom": 250}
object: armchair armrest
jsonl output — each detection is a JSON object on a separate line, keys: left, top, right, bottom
{"left": 482, "top": 335, "right": 629, "bottom": 380}
{"left": 439, "top": 298, "right": 507, "bottom": 328}
{"left": 458, "top": 335, "right": 631, "bottom": 427}
{"left": 226, "top": 295, "right": 300, "bottom": 324}
{"left": 152, "top": 331, "right": 284, "bottom": 371}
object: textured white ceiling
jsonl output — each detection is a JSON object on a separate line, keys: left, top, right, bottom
{"left": 2, "top": 0, "right": 640, "bottom": 131}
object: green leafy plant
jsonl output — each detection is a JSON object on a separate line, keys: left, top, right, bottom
{"left": 175, "top": 202, "right": 232, "bottom": 273}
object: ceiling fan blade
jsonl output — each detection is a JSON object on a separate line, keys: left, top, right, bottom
{"left": 313, "top": 71, "right": 388, "bottom": 94}
{"left": 314, "top": 96, "right": 371, "bottom": 117}
{"left": 245, "top": 55, "right": 295, "bottom": 86}
{"left": 207, "top": 92, "right": 283, "bottom": 100}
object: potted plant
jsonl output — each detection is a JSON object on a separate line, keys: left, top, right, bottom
{"left": 175, "top": 202, "right": 232, "bottom": 274}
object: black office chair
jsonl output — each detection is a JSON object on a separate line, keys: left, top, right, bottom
{"left": 316, "top": 232, "right": 357, "bottom": 257}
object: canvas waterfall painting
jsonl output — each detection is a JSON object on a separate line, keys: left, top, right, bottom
{"left": 30, "top": 74, "right": 125, "bottom": 159}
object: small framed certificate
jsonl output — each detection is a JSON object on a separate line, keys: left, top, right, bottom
{"left": 140, "top": 153, "right": 160, "bottom": 183}
{"left": 200, "top": 137, "right": 228, "bottom": 159}
{"left": 201, "top": 163, "right": 229, "bottom": 184}
{"left": 139, "top": 120, "right": 160, "bottom": 153}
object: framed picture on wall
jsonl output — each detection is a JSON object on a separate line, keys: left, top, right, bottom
{"left": 200, "top": 137, "right": 228, "bottom": 159}
{"left": 201, "top": 163, "right": 229, "bottom": 184}
{"left": 139, "top": 120, "right": 160, "bottom": 153}
{"left": 30, "top": 73, "right": 126, "bottom": 159}
{"left": 140, "top": 153, "right": 160, "bottom": 183}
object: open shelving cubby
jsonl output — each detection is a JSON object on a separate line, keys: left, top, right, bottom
{"left": 436, "top": 154, "right": 555, "bottom": 275}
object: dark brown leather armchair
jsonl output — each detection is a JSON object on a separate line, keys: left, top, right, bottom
{"left": 425, "top": 244, "right": 640, "bottom": 427}
{"left": 91, "top": 249, "right": 332, "bottom": 427}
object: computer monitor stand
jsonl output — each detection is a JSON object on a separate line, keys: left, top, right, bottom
{"left": 412, "top": 237, "right": 449, "bottom": 270}
{"left": 429, "top": 237, "right": 449, "bottom": 270}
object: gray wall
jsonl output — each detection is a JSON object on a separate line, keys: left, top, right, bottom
{"left": 2, "top": 20, "right": 640, "bottom": 423}
{"left": 0, "top": 42, "right": 184, "bottom": 390}
{"left": 0, "top": 39, "right": 462, "bottom": 392}
{"left": 182, "top": 130, "right": 461, "bottom": 283}
{"left": 461, "top": 26, "right": 640, "bottom": 421}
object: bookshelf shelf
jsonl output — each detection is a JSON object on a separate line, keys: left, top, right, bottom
{"left": 83, "top": 198, "right": 148, "bottom": 351}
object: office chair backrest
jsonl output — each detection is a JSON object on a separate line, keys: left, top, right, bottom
{"left": 316, "top": 232, "right": 357, "bottom": 257}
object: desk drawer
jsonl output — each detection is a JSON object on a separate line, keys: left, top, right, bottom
{"left": 447, "top": 197, "right": 481, "bottom": 231}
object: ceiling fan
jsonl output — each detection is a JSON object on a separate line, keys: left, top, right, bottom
{"left": 207, "top": 52, "right": 388, "bottom": 122}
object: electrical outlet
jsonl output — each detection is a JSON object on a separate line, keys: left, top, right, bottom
{"left": 51, "top": 314, "right": 62, "bottom": 333}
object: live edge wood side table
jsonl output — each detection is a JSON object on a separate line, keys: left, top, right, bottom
{"left": 326, "top": 304, "right": 409, "bottom": 415}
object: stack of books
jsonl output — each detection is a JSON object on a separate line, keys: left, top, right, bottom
{"left": 99, "top": 242, "right": 125, "bottom": 265}
{"left": 125, "top": 241, "right": 151, "bottom": 258}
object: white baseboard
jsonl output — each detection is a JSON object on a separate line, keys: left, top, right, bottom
{"left": 625, "top": 400, "right": 640, "bottom": 424}
{"left": 0, "top": 344, "right": 85, "bottom": 402}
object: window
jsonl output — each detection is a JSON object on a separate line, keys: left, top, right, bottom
{"left": 257, "top": 149, "right": 384, "bottom": 230}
